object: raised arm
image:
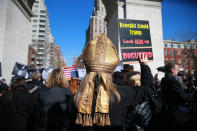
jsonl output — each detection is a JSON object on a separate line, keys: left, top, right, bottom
{"left": 139, "top": 54, "right": 154, "bottom": 89}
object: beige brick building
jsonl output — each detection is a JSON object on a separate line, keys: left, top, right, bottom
{"left": 86, "top": 0, "right": 107, "bottom": 44}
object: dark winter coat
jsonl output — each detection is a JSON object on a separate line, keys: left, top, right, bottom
{"left": 161, "top": 73, "right": 197, "bottom": 131}
{"left": 27, "top": 79, "right": 46, "bottom": 90}
{"left": 0, "top": 87, "right": 38, "bottom": 131}
{"left": 38, "top": 86, "right": 71, "bottom": 131}
{"left": 27, "top": 79, "right": 46, "bottom": 100}
{"left": 161, "top": 73, "right": 194, "bottom": 107}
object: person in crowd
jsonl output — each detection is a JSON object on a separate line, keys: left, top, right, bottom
{"left": 38, "top": 68, "right": 71, "bottom": 131}
{"left": 112, "top": 71, "right": 125, "bottom": 86}
{"left": 122, "top": 64, "right": 134, "bottom": 73}
{"left": 0, "top": 78, "right": 9, "bottom": 96}
{"left": 153, "top": 74, "right": 160, "bottom": 91}
{"left": 0, "top": 75, "right": 38, "bottom": 131}
{"left": 27, "top": 72, "right": 46, "bottom": 96}
{"left": 124, "top": 70, "right": 153, "bottom": 131}
{"left": 121, "top": 64, "right": 134, "bottom": 80}
{"left": 70, "top": 77, "right": 79, "bottom": 94}
{"left": 185, "top": 75, "right": 196, "bottom": 93}
{"left": 71, "top": 34, "right": 154, "bottom": 131}
{"left": 26, "top": 72, "right": 46, "bottom": 131}
{"left": 160, "top": 61, "right": 197, "bottom": 131}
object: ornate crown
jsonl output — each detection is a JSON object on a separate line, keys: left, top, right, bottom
{"left": 82, "top": 34, "right": 120, "bottom": 73}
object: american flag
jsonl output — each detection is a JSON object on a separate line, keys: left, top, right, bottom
{"left": 63, "top": 64, "right": 78, "bottom": 79}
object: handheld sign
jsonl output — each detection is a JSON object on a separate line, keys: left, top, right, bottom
{"left": 119, "top": 19, "right": 153, "bottom": 63}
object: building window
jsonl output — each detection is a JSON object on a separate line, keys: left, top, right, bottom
{"left": 164, "top": 50, "right": 168, "bottom": 56}
{"left": 40, "top": 15, "right": 46, "bottom": 18}
{"left": 191, "top": 60, "right": 194, "bottom": 66}
{"left": 171, "top": 50, "right": 174, "bottom": 56}
{"left": 164, "top": 44, "right": 167, "bottom": 48}
{"left": 34, "top": 10, "right": 38, "bottom": 14}
{"left": 40, "top": 10, "right": 45, "bottom": 14}
{"left": 32, "top": 39, "right": 36, "bottom": 42}
{"left": 178, "top": 50, "right": 181, "bottom": 56}
{"left": 39, "top": 30, "right": 45, "bottom": 33}
{"left": 35, "top": 1, "right": 39, "bottom": 3}
{"left": 33, "top": 25, "right": 37, "bottom": 28}
{"left": 40, "top": 20, "right": 46, "bottom": 23}
{"left": 185, "top": 59, "right": 188, "bottom": 66}
{"left": 34, "top": 5, "right": 39, "bottom": 8}
{"left": 184, "top": 51, "right": 188, "bottom": 56}
{"left": 178, "top": 44, "right": 181, "bottom": 48}
{"left": 32, "top": 34, "right": 36, "bottom": 38}
{"left": 39, "top": 35, "right": 44, "bottom": 38}
{"left": 39, "top": 25, "right": 45, "bottom": 27}
{"left": 32, "top": 30, "right": 37, "bottom": 32}
{"left": 171, "top": 44, "right": 173, "bottom": 48}
{"left": 165, "top": 60, "right": 168, "bottom": 64}
{"left": 178, "top": 59, "right": 181, "bottom": 65}
{"left": 33, "top": 20, "right": 37, "bottom": 22}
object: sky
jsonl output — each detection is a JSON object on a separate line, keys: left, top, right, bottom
{"left": 45, "top": 0, "right": 197, "bottom": 66}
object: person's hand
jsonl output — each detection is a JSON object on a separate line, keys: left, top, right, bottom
{"left": 139, "top": 53, "right": 148, "bottom": 65}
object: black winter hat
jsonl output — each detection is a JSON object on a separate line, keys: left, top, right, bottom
{"left": 11, "top": 75, "right": 25, "bottom": 82}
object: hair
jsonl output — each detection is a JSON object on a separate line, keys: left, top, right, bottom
{"left": 112, "top": 71, "right": 125, "bottom": 86}
{"left": 123, "top": 64, "right": 134, "bottom": 72}
{"left": 165, "top": 61, "right": 176, "bottom": 73}
{"left": 46, "top": 68, "right": 69, "bottom": 88}
{"left": 124, "top": 71, "right": 141, "bottom": 87}
{"left": 31, "top": 72, "right": 41, "bottom": 80}
{"left": 73, "top": 72, "right": 121, "bottom": 107}
{"left": 5, "top": 78, "right": 27, "bottom": 100}
{"left": 129, "top": 74, "right": 141, "bottom": 86}
{"left": 1, "top": 79, "right": 6, "bottom": 84}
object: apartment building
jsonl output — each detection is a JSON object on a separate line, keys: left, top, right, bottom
{"left": 31, "top": 0, "right": 56, "bottom": 68}
{"left": 164, "top": 39, "right": 197, "bottom": 76}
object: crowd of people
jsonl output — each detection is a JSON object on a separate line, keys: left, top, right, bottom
{"left": 0, "top": 34, "right": 197, "bottom": 131}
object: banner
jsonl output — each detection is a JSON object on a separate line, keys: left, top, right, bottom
{"left": 77, "top": 69, "right": 86, "bottom": 80}
{"left": 119, "top": 19, "right": 153, "bottom": 62}
{"left": 12, "top": 62, "right": 30, "bottom": 79}
{"left": 42, "top": 68, "right": 54, "bottom": 80}
{"left": 122, "top": 48, "right": 153, "bottom": 62}
{"left": 119, "top": 19, "right": 152, "bottom": 47}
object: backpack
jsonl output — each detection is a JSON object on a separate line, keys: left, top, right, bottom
{"left": 124, "top": 101, "right": 152, "bottom": 131}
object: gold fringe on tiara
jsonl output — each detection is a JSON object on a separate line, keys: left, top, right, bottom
{"left": 93, "top": 113, "right": 111, "bottom": 126}
{"left": 75, "top": 113, "right": 83, "bottom": 125}
{"left": 75, "top": 112, "right": 111, "bottom": 127}
{"left": 76, "top": 113, "right": 93, "bottom": 126}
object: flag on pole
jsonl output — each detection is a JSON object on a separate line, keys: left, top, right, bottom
{"left": 63, "top": 65, "right": 79, "bottom": 79}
